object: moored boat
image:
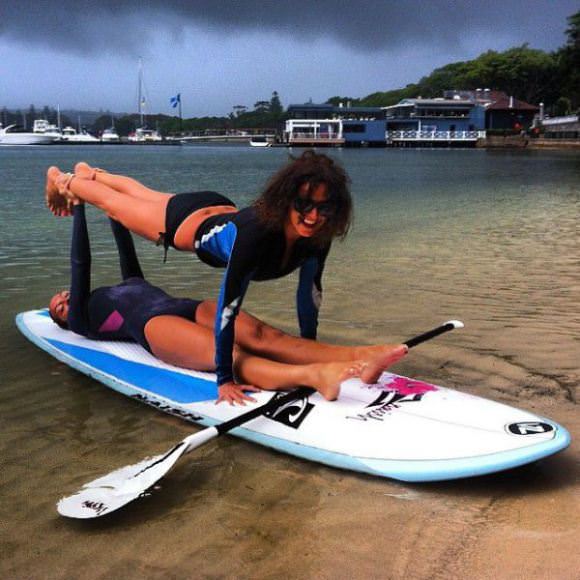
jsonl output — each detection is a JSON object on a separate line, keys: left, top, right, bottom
{"left": 250, "top": 136, "right": 272, "bottom": 147}
{"left": 101, "top": 127, "right": 121, "bottom": 143}
{"left": 61, "top": 126, "right": 100, "bottom": 143}
{"left": 128, "top": 127, "right": 163, "bottom": 143}
{"left": 0, "top": 124, "right": 57, "bottom": 145}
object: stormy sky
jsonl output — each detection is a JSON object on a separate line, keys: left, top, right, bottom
{"left": 0, "top": 1, "right": 576, "bottom": 116}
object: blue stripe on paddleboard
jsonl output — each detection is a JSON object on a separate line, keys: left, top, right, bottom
{"left": 45, "top": 339, "right": 218, "bottom": 403}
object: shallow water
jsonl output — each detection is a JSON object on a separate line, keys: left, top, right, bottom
{"left": 1, "top": 145, "right": 579, "bottom": 578}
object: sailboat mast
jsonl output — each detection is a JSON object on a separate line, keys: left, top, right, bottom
{"left": 138, "top": 57, "right": 144, "bottom": 127}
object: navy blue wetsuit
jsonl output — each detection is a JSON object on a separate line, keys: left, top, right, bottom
{"left": 67, "top": 205, "right": 200, "bottom": 351}
{"left": 194, "top": 206, "right": 330, "bottom": 386}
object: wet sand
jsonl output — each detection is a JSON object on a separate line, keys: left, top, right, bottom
{"left": 1, "top": 147, "right": 578, "bottom": 578}
{"left": 1, "top": 347, "right": 577, "bottom": 579}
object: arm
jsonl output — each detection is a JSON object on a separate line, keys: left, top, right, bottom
{"left": 296, "top": 245, "right": 330, "bottom": 339}
{"left": 109, "top": 218, "right": 144, "bottom": 280}
{"left": 211, "top": 224, "right": 259, "bottom": 403}
{"left": 66, "top": 204, "right": 91, "bottom": 336}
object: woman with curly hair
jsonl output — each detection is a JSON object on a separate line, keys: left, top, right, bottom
{"left": 45, "top": 152, "right": 407, "bottom": 403}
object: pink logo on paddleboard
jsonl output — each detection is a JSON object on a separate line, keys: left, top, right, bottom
{"left": 99, "top": 310, "right": 124, "bottom": 333}
{"left": 382, "top": 376, "right": 437, "bottom": 395}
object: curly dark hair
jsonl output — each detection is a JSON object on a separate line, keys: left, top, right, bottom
{"left": 254, "top": 150, "right": 353, "bottom": 245}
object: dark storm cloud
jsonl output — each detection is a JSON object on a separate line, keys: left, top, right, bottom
{"left": 0, "top": 0, "right": 575, "bottom": 54}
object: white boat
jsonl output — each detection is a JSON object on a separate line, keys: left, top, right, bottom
{"left": 250, "top": 136, "right": 272, "bottom": 147}
{"left": 33, "top": 119, "right": 62, "bottom": 140}
{"left": 0, "top": 124, "right": 57, "bottom": 145}
{"left": 61, "top": 126, "right": 100, "bottom": 143}
{"left": 128, "top": 127, "right": 163, "bottom": 142}
{"left": 128, "top": 58, "right": 163, "bottom": 143}
{"left": 101, "top": 127, "right": 120, "bottom": 143}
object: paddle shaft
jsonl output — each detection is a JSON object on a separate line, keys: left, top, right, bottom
{"left": 215, "top": 386, "right": 315, "bottom": 435}
{"left": 215, "top": 320, "right": 462, "bottom": 436}
{"left": 404, "top": 321, "right": 460, "bottom": 349}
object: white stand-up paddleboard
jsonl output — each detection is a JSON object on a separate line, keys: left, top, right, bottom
{"left": 17, "top": 310, "right": 570, "bottom": 483}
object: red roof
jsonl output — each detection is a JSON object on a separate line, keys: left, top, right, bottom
{"left": 483, "top": 91, "right": 538, "bottom": 111}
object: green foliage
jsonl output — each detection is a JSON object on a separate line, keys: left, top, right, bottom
{"left": 270, "top": 91, "right": 283, "bottom": 115}
{"left": 351, "top": 46, "right": 560, "bottom": 108}
{"left": 554, "top": 96, "right": 572, "bottom": 116}
{"left": 555, "top": 10, "right": 580, "bottom": 110}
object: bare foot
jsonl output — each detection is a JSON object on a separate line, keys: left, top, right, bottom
{"left": 45, "top": 166, "right": 72, "bottom": 217}
{"left": 75, "top": 161, "right": 104, "bottom": 180}
{"left": 312, "top": 361, "right": 364, "bottom": 401}
{"left": 360, "top": 345, "right": 408, "bottom": 384}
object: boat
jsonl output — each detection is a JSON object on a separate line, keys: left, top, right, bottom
{"left": 33, "top": 119, "right": 62, "bottom": 140}
{"left": 128, "top": 127, "right": 163, "bottom": 143}
{"left": 250, "top": 136, "right": 272, "bottom": 147}
{"left": 61, "top": 126, "right": 100, "bottom": 144}
{"left": 128, "top": 58, "right": 163, "bottom": 143}
{"left": 0, "top": 124, "right": 57, "bottom": 145}
{"left": 101, "top": 127, "right": 120, "bottom": 143}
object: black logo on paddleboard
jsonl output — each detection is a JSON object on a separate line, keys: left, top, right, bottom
{"left": 265, "top": 395, "right": 314, "bottom": 429}
{"left": 346, "top": 390, "right": 425, "bottom": 422}
{"left": 507, "top": 422, "right": 554, "bottom": 436}
{"left": 366, "top": 391, "right": 422, "bottom": 408}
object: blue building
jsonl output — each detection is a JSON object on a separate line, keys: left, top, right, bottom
{"left": 285, "top": 103, "right": 386, "bottom": 147}
{"left": 384, "top": 96, "right": 486, "bottom": 146}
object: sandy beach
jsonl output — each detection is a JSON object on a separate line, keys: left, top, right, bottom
{"left": 1, "top": 348, "right": 577, "bottom": 579}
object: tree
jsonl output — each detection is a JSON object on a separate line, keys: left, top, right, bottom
{"left": 556, "top": 10, "right": 580, "bottom": 110}
{"left": 253, "top": 100, "right": 270, "bottom": 113}
{"left": 554, "top": 97, "right": 572, "bottom": 116}
{"left": 26, "top": 104, "right": 36, "bottom": 129}
{"left": 233, "top": 105, "right": 247, "bottom": 117}
{"left": 270, "top": 91, "right": 283, "bottom": 115}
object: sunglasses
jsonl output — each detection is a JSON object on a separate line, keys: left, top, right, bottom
{"left": 293, "top": 196, "right": 336, "bottom": 217}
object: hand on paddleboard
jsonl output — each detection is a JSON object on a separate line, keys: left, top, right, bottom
{"left": 217, "top": 382, "right": 261, "bottom": 406}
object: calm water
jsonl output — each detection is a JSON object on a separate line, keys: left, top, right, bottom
{"left": 1, "top": 145, "right": 578, "bottom": 578}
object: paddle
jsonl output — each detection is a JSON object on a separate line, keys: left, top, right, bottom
{"left": 57, "top": 319, "right": 463, "bottom": 519}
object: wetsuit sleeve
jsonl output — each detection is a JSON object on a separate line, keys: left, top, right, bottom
{"left": 213, "top": 227, "right": 256, "bottom": 386}
{"left": 296, "top": 244, "right": 330, "bottom": 339}
{"left": 109, "top": 219, "right": 144, "bottom": 280}
{"left": 67, "top": 205, "right": 91, "bottom": 336}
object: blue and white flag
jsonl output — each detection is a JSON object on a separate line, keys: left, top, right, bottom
{"left": 170, "top": 94, "right": 181, "bottom": 108}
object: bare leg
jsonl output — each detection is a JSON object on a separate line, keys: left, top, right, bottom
{"left": 194, "top": 300, "right": 407, "bottom": 380}
{"left": 48, "top": 167, "right": 169, "bottom": 243}
{"left": 144, "top": 315, "right": 361, "bottom": 400}
{"left": 75, "top": 162, "right": 172, "bottom": 203}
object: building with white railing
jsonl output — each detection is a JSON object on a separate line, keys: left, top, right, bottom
{"left": 383, "top": 96, "right": 486, "bottom": 146}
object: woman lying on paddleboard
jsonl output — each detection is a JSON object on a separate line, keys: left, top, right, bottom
{"left": 45, "top": 151, "right": 407, "bottom": 403}
{"left": 48, "top": 199, "right": 407, "bottom": 403}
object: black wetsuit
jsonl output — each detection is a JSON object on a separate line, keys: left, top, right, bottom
{"left": 67, "top": 205, "right": 200, "bottom": 351}
{"left": 193, "top": 204, "right": 330, "bottom": 386}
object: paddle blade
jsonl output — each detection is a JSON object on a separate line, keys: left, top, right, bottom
{"left": 57, "top": 426, "right": 220, "bottom": 519}
{"left": 57, "top": 443, "right": 188, "bottom": 519}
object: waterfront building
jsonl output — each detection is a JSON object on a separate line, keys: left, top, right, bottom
{"left": 469, "top": 90, "right": 539, "bottom": 131}
{"left": 540, "top": 115, "right": 580, "bottom": 140}
{"left": 285, "top": 103, "right": 386, "bottom": 147}
{"left": 383, "top": 96, "right": 486, "bottom": 146}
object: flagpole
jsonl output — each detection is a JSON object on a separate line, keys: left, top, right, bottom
{"left": 179, "top": 94, "right": 182, "bottom": 134}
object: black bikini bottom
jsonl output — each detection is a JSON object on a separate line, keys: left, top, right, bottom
{"left": 159, "top": 191, "right": 236, "bottom": 260}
